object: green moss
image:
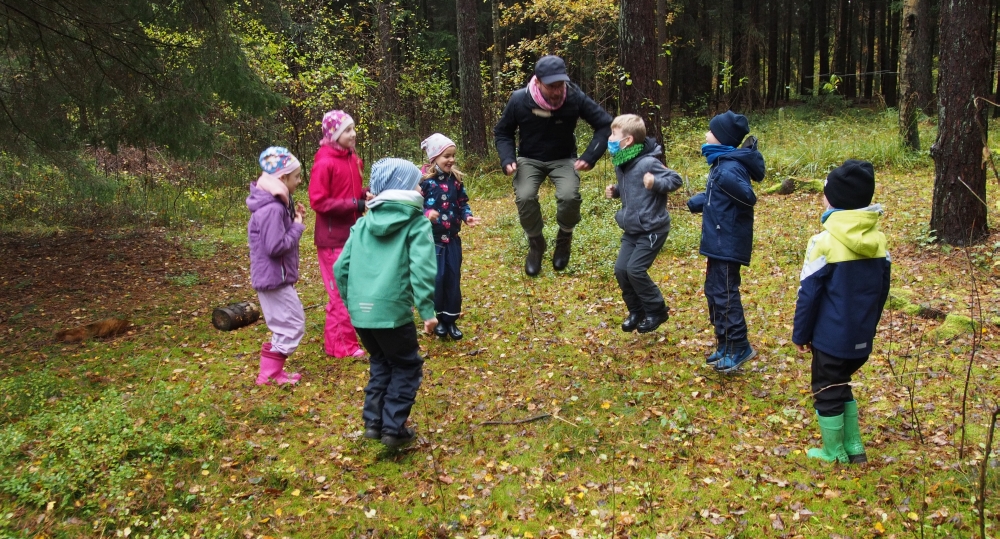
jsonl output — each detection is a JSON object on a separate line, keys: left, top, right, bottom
{"left": 932, "top": 314, "right": 980, "bottom": 341}
{"left": 799, "top": 179, "right": 825, "bottom": 192}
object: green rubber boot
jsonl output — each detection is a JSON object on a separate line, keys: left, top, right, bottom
{"left": 843, "top": 400, "right": 868, "bottom": 464}
{"left": 806, "top": 413, "right": 849, "bottom": 464}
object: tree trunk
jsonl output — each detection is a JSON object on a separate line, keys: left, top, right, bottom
{"left": 620, "top": 0, "right": 662, "bottom": 137}
{"left": 864, "top": 0, "right": 877, "bottom": 98}
{"left": 800, "top": 0, "right": 816, "bottom": 95}
{"left": 456, "top": 0, "right": 488, "bottom": 156}
{"left": 731, "top": 0, "right": 747, "bottom": 108}
{"left": 375, "top": 2, "right": 399, "bottom": 115}
{"left": 783, "top": 0, "right": 793, "bottom": 100}
{"left": 930, "top": 0, "right": 991, "bottom": 245}
{"left": 899, "top": 0, "right": 928, "bottom": 149}
{"left": 491, "top": 0, "right": 504, "bottom": 112}
{"left": 817, "top": 0, "right": 830, "bottom": 87}
{"left": 992, "top": 0, "right": 1000, "bottom": 117}
{"left": 912, "top": 0, "right": 935, "bottom": 115}
{"left": 656, "top": 0, "right": 672, "bottom": 123}
{"left": 883, "top": 4, "right": 900, "bottom": 106}
{"left": 833, "top": 0, "right": 851, "bottom": 93}
{"left": 767, "top": 0, "right": 780, "bottom": 106}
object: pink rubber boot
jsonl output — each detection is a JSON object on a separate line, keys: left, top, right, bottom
{"left": 256, "top": 342, "right": 302, "bottom": 385}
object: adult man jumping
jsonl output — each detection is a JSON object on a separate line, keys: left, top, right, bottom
{"left": 494, "top": 55, "right": 612, "bottom": 276}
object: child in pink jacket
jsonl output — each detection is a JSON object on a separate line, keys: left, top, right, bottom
{"left": 309, "top": 110, "right": 368, "bottom": 358}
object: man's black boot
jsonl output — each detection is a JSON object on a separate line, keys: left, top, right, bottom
{"left": 621, "top": 312, "right": 644, "bottom": 332}
{"left": 552, "top": 229, "right": 573, "bottom": 271}
{"left": 525, "top": 235, "right": 546, "bottom": 276}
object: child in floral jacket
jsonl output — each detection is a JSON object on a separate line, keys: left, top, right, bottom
{"left": 419, "top": 133, "right": 481, "bottom": 340}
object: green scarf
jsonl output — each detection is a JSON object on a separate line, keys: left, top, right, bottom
{"left": 611, "top": 142, "right": 644, "bottom": 167}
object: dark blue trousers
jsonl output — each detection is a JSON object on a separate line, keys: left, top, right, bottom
{"left": 811, "top": 347, "right": 868, "bottom": 416}
{"left": 357, "top": 323, "right": 423, "bottom": 437}
{"left": 705, "top": 257, "right": 749, "bottom": 351}
{"left": 614, "top": 232, "right": 668, "bottom": 316}
{"left": 434, "top": 237, "right": 463, "bottom": 325}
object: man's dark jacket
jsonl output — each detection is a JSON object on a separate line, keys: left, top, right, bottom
{"left": 493, "top": 82, "right": 612, "bottom": 170}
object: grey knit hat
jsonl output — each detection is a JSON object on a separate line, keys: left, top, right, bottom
{"left": 368, "top": 158, "right": 422, "bottom": 195}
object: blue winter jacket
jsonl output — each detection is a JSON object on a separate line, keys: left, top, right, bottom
{"left": 792, "top": 206, "right": 891, "bottom": 359}
{"left": 686, "top": 140, "right": 766, "bottom": 266}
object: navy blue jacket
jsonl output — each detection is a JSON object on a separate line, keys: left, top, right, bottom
{"left": 686, "top": 140, "right": 766, "bottom": 266}
{"left": 792, "top": 207, "right": 891, "bottom": 359}
{"left": 493, "top": 82, "right": 612, "bottom": 170}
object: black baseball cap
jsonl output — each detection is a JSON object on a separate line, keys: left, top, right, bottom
{"left": 535, "top": 55, "right": 571, "bottom": 85}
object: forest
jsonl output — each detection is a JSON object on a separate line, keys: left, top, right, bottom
{"left": 1, "top": 0, "right": 1000, "bottom": 537}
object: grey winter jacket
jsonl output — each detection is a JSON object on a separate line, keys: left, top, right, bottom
{"left": 609, "top": 138, "right": 684, "bottom": 235}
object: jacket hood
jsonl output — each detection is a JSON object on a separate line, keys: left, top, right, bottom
{"left": 247, "top": 182, "right": 289, "bottom": 213}
{"left": 366, "top": 190, "right": 424, "bottom": 237}
{"left": 823, "top": 205, "right": 884, "bottom": 258}
{"left": 719, "top": 139, "right": 766, "bottom": 181}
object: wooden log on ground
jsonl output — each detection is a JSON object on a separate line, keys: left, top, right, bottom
{"left": 212, "top": 302, "right": 260, "bottom": 331}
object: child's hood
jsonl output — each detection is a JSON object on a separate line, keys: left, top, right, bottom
{"left": 246, "top": 182, "right": 289, "bottom": 213}
{"left": 822, "top": 205, "right": 885, "bottom": 258}
{"left": 718, "top": 138, "right": 766, "bottom": 182}
{"left": 365, "top": 190, "right": 424, "bottom": 237}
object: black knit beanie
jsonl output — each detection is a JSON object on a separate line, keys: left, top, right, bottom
{"left": 709, "top": 111, "right": 750, "bottom": 147}
{"left": 824, "top": 159, "right": 875, "bottom": 210}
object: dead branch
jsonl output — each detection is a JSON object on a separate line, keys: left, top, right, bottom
{"left": 480, "top": 413, "right": 552, "bottom": 426}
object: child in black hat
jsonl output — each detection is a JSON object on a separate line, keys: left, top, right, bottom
{"left": 792, "top": 159, "right": 890, "bottom": 464}
{"left": 687, "top": 111, "right": 766, "bottom": 372}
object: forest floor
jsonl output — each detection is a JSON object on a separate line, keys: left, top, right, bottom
{"left": 1, "top": 109, "right": 999, "bottom": 538}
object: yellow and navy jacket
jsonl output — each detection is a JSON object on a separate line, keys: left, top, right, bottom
{"left": 792, "top": 205, "right": 891, "bottom": 358}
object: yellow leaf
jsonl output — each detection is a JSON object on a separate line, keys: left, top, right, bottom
{"left": 291, "top": 489, "right": 300, "bottom": 496}
{"left": 907, "top": 512, "right": 919, "bottom": 521}
{"left": 601, "top": 401, "right": 611, "bottom": 409}
{"left": 275, "top": 508, "right": 282, "bottom": 517}
{"left": 874, "top": 521, "right": 885, "bottom": 534}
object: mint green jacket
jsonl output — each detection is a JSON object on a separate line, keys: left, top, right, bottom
{"left": 334, "top": 191, "right": 437, "bottom": 329}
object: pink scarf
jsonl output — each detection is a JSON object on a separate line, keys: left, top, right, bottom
{"left": 528, "top": 75, "right": 566, "bottom": 111}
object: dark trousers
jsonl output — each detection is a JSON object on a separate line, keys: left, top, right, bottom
{"left": 811, "top": 347, "right": 868, "bottom": 416}
{"left": 704, "top": 257, "right": 748, "bottom": 350}
{"left": 614, "top": 232, "right": 668, "bottom": 316}
{"left": 434, "top": 238, "right": 463, "bottom": 325}
{"left": 357, "top": 323, "right": 424, "bottom": 436}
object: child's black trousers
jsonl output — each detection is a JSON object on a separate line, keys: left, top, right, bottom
{"left": 811, "top": 347, "right": 868, "bottom": 416}
{"left": 614, "top": 232, "right": 668, "bottom": 316}
{"left": 357, "top": 322, "right": 424, "bottom": 436}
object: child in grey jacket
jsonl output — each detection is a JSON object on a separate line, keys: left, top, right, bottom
{"left": 604, "top": 114, "right": 683, "bottom": 333}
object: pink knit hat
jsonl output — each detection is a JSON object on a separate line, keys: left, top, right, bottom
{"left": 420, "top": 133, "right": 456, "bottom": 163}
{"left": 321, "top": 110, "right": 355, "bottom": 146}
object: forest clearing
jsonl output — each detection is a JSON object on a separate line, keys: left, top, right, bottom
{"left": 1, "top": 109, "right": 998, "bottom": 538}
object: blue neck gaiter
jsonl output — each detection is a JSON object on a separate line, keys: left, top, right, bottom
{"left": 701, "top": 143, "right": 736, "bottom": 165}
{"left": 821, "top": 208, "right": 842, "bottom": 223}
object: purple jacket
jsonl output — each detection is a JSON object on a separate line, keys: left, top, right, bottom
{"left": 247, "top": 182, "right": 305, "bottom": 291}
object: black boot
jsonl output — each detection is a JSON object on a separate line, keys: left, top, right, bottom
{"left": 637, "top": 308, "right": 669, "bottom": 334}
{"left": 552, "top": 229, "right": 573, "bottom": 271}
{"left": 434, "top": 323, "right": 448, "bottom": 339}
{"left": 525, "top": 235, "right": 546, "bottom": 276}
{"left": 621, "top": 312, "right": 644, "bottom": 332}
{"left": 447, "top": 323, "right": 463, "bottom": 340}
